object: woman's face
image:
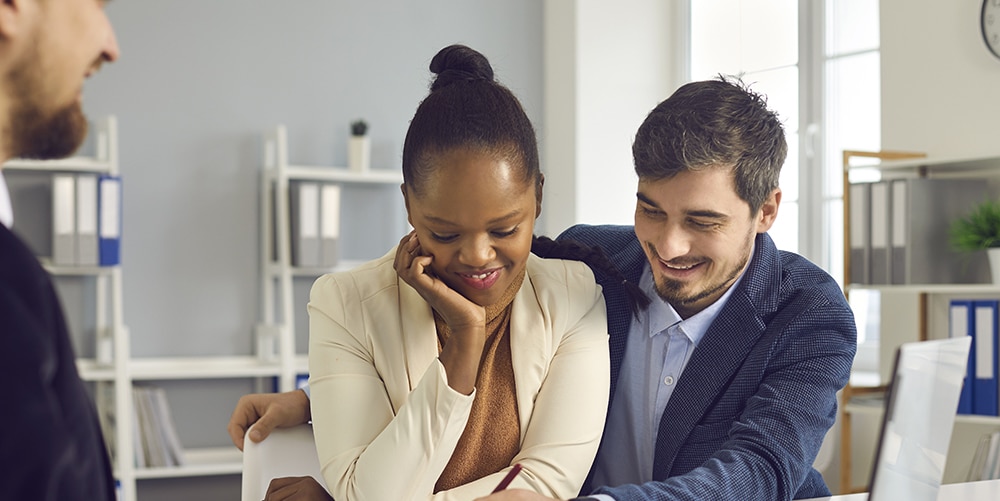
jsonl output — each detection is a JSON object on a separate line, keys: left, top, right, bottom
{"left": 404, "top": 147, "right": 540, "bottom": 307}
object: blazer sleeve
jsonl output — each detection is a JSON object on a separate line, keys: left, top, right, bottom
{"left": 592, "top": 299, "right": 855, "bottom": 501}
{"left": 308, "top": 273, "right": 475, "bottom": 501}
{"left": 432, "top": 261, "right": 612, "bottom": 500}
{"left": 1, "top": 275, "right": 115, "bottom": 501}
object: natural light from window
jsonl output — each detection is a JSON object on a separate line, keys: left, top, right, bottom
{"left": 690, "top": 0, "right": 881, "bottom": 356}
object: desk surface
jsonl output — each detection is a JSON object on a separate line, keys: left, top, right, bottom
{"left": 804, "top": 479, "right": 1000, "bottom": 500}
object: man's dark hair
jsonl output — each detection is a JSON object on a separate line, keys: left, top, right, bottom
{"left": 632, "top": 75, "right": 787, "bottom": 214}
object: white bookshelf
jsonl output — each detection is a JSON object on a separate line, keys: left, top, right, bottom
{"left": 258, "top": 124, "right": 403, "bottom": 392}
{"left": 2, "top": 116, "right": 141, "bottom": 500}
{"left": 840, "top": 150, "right": 1000, "bottom": 493}
{"left": 133, "top": 447, "right": 243, "bottom": 479}
{"left": 4, "top": 117, "right": 280, "bottom": 501}
{"left": 130, "top": 356, "right": 283, "bottom": 380}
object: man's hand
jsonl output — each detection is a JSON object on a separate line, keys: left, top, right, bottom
{"left": 227, "top": 389, "right": 311, "bottom": 450}
{"left": 263, "top": 476, "right": 332, "bottom": 501}
{"left": 474, "top": 489, "right": 561, "bottom": 501}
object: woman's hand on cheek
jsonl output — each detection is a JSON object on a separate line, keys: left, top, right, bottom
{"left": 393, "top": 231, "right": 485, "bottom": 330}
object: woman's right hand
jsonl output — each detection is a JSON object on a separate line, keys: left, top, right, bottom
{"left": 393, "top": 231, "right": 486, "bottom": 331}
{"left": 393, "top": 231, "right": 486, "bottom": 395}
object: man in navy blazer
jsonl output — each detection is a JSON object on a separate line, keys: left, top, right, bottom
{"left": 0, "top": 1, "right": 120, "bottom": 499}
{"left": 534, "top": 77, "right": 854, "bottom": 501}
{"left": 229, "top": 77, "right": 857, "bottom": 501}
{"left": 475, "top": 78, "right": 857, "bottom": 501}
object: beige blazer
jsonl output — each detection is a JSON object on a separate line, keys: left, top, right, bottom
{"left": 308, "top": 249, "right": 610, "bottom": 501}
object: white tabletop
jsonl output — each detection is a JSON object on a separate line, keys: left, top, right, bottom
{"left": 803, "top": 479, "right": 1000, "bottom": 500}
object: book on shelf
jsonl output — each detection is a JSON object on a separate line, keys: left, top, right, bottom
{"left": 76, "top": 173, "right": 99, "bottom": 266}
{"left": 948, "top": 298, "right": 1000, "bottom": 417}
{"left": 967, "top": 431, "right": 1000, "bottom": 481}
{"left": 95, "top": 383, "right": 118, "bottom": 465}
{"left": 52, "top": 173, "right": 76, "bottom": 266}
{"left": 132, "top": 385, "right": 185, "bottom": 468}
{"left": 848, "top": 182, "right": 871, "bottom": 285}
{"left": 148, "top": 387, "right": 185, "bottom": 467}
{"left": 320, "top": 183, "right": 341, "bottom": 268}
{"left": 973, "top": 300, "right": 999, "bottom": 416}
{"left": 97, "top": 174, "right": 121, "bottom": 266}
{"left": 289, "top": 181, "right": 321, "bottom": 267}
{"left": 869, "top": 180, "right": 890, "bottom": 285}
{"left": 951, "top": 300, "right": 976, "bottom": 415}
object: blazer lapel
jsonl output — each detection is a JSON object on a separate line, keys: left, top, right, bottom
{"left": 651, "top": 234, "right": 778, "bottom": 477}
{"left": 509, "top": 257, "right": 549, "bottom": 435}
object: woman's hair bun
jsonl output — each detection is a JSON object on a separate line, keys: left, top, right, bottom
{"left": 429, "top": 44, "right": 495, "bottom": 92}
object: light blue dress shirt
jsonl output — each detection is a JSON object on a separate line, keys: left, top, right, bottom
{"left": 589, "top": 260, "right": 745, "bottom": 499}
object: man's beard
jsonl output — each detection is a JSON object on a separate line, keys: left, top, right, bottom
{"left": 653, "top": 251, "right": 749, "bottom": 308}
{"left": 10, "top": 100, "right": 88, "bottom": 161}
{"left": 6, "top": 39, "right": 89, "bottom": 161}
{"left": 652, "top": 230, "right": 755, "bottom": 309}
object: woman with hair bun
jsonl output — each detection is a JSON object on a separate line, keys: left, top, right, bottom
{"left": 305, "top": 44, "right": 637, "bottom": 500}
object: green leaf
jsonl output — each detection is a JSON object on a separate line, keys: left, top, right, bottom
{"left": 950, "top": 198, "right": 1000, "bottom": 251}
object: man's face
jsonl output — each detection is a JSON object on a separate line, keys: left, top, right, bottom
{"left": 633, "top": 168, "right": 779, "bottom": 319}
{"left": 7, "top": 0, "right": 119, "bottom": 160}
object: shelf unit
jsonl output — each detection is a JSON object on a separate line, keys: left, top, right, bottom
{"left": 2, "top": 116, "right": 140, "bottom": 500}
{"left": 258, "top": 124, "right": 403, "bottom": 392}
{"left": 839, "top": 150, "right": 1000, "bottom": 493}
{"left": 3, "top": 117, "right": 273, "bottom": 499}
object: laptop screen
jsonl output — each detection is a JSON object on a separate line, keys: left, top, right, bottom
{"left": 868, "top": 336, "right": 972, "bottom": 501}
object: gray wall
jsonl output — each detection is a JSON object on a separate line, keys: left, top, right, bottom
{"left": 15, "top": 1, "right": 542, "bottom": 499}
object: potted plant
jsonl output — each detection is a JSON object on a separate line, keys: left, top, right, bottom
{"left": 950, "top": 198, "right": 1000, "bottom": 283}
{"left": 348, "top": 119, "right": 370, "bottom": 172}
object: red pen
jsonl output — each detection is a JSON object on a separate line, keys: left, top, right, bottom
{"left": 491, "top": 463, "right": 523, "bottom": 493}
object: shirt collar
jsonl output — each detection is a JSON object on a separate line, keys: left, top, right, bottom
{"left": 0, "top": 171, "right": 12, "bottom": 228}
{"left": 638, "top": 251, "right": 750, "bottom": 346}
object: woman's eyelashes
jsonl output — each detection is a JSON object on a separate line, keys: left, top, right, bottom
{"left": 428, "top": 226, "right": 519, "bottom": 243}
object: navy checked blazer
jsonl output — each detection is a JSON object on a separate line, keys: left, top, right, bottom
{"left": 558, "top": 225, "right": 857, "bottom": 501}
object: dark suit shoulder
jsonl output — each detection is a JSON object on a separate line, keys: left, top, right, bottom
{"left": 0, "top": 225, "right": 53, "bottom": 317}
{"left": 558, "top": 224, "right": 637, "bottom": 256}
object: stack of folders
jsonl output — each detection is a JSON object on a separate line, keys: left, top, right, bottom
{"left": 847, "top": 178, "right": 991, "bottom": 285}
{"left": 968, "top": 431, "right": 1000, "bottom": 481}
{"left": 949, "top": 300, "right": 1000, "bottom": 417}
{"left": 289, "top": 181, "right": 341, "bottom": 268}
{"left": 51, "top": 173, "right": 122, "bottom": 267}
{"left": 131, "top": 385, "right": 185, "bottom": 468}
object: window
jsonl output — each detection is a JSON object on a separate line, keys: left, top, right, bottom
{"left": 690, "top": 0, "right": 801, "bottom": 253}
{"left": 689, "top": 0, "right": 881, "bottom": 367}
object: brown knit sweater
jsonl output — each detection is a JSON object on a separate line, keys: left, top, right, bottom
{"left": 433, "top": 270, "right": 525, "bottom": 492}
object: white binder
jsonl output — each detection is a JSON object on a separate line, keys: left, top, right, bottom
{"left": 52, "top": 174, "right": 76, "bottom": 266}
{"left": 320, "top": 183, "right": 341, "bottom": 268}
{"left": 76, "top": 173, "right": 99, "bottom": 266}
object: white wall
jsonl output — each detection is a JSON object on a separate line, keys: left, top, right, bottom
{"left": 11, "top": 2, "right": 544, "bottom": 500}
{"left": 836, "top": 1, "right": 1000, "bottom": 493}
{"left": 542, "top": 0, "right": 683, "bottom": 236}
{"left": 881, "top": 0, "right": 1000, "bottom": 157}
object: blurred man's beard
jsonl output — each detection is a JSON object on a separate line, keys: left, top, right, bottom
{"left": 10, "top": 100, "right": 88, "bottom": 160}
{"left": 6, "top": 42, "right": 89, "bottom": 160}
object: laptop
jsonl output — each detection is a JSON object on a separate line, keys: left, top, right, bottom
{"left": 867, "top": 336, "right": 972, "bottom": 501}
